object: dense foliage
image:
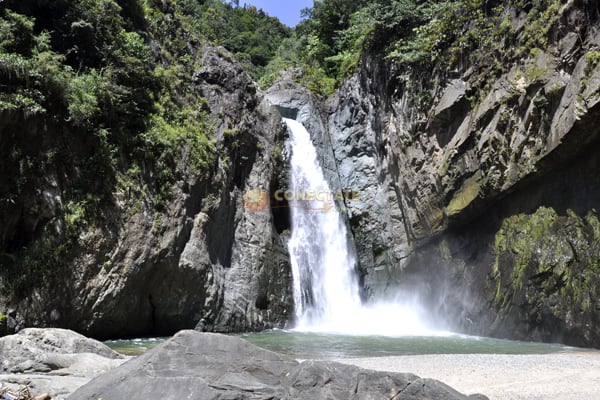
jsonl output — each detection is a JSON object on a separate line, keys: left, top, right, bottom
{"left": 262, "top": 0, "right": 599, "bottom": 96}
{"left": 0, "top": 0, "right": 288, "bottom": 296}
{"left": 178, "top": 0, "right": 291, "bottom": 80}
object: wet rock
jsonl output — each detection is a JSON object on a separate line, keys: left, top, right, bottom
{"left": 266, "top": 78, "right": 359, "bottom": 293}
{"left": 489, "top": 207, "right": 600, "bottom": 344}
{"left": 326, "top": 74, "right": 410, "bottom": 299}
{"left": 321, "top": 5, "right": 600, "bottom": 346}
{"left": 266, "top": 78, "right": 341, "bottom": 194}
{"left": 3, "top": 1, "right": 600, "bottom": 351}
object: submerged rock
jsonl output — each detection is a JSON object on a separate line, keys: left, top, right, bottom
{"left": 69, "top": 330, "right": 487, "bottom": 400}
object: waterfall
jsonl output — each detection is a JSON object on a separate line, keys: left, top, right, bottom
{"left": 284, "top": 118, "right": 438, "bottom": 336}
{"left": 285, "top": 118, "right": 361, "bottom": 328}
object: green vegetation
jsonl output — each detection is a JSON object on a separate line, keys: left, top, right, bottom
{"left": 177, "top": 0, "right": 291, "bottom": 80}
{"left": 259, "top": 0, "right": 574, "bottom": 97}
{"left": 585, "top": 50, "right": 600, "bottom": 76}
{"left": 0, "top": 0, "right": 594, "bottom": 303}
{"left": 0, "top": 0, "right": 283, "bottom": 296}
{"left": 491, "top": 207, "right": 600, "bottom": 322}
{"left": 445, "top": 171, "right": 481, "bottom": 216}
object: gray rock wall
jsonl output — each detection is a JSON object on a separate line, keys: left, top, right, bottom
{"left": 326, "top": 73, "right": 411, "bottom": 299}
{"left": 2, "top": 47, "right": 293, "bottom": 338}
{"left": 319, "top": 7, "right": 600, "bottom": 346}
{"left": 266, "top": 78, "right": 360, "bottom": 297}
{"left": 4, "top": 4, "right": 600, "bottom": 349}
{"left": 260, "top": 11, "right": 600, "bottom": 348}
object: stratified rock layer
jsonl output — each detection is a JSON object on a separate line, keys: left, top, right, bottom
{"left": 264, "top": 5, "right": 600, "bottom": 347}
{"left": 3, "top": 2, "right": 600, "bottom": 350}
{"left": 321, "top": 6, "right": 600, "bottom": 346}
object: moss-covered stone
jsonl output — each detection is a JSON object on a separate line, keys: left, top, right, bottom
{"left": 445, "top": 171, "right": 482, "bottom": 216}
{"left": 490, "top": 206, "right": 600, "bottom": 344}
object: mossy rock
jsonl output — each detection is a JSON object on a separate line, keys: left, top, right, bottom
{"left": 490, "top": 206, "right": 600, "bottom": 345}
{"left": 445, "top": 171, "right": 482, "bottom": 217}
{"left": 0, "top": 313, "right": 6, "bottom": 337}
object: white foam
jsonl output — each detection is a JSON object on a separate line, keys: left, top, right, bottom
{"left": 284, "top": 118, "right": 441, "bottom": 337}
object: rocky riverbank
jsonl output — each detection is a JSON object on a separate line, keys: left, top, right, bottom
{"left": 334, "top": 352, "right": 600, "bottom": 400}
{"left": 70, "top": 330, "right": 487, "bottom": 400}
{"left": 4, "top": 328, "right": 600, "bottom": 400}
{"left": 0, "top": 328, "right": 126, "bottom": 399}
{"left": 0, "top": 328, "right": 486, "bottom": 400}
{"left": 2, "top": 0, "right": 600, "bottom": 350}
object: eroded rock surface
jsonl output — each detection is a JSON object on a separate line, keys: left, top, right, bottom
{"left": 321, "top": 6, "right": 600, "bottom": 346}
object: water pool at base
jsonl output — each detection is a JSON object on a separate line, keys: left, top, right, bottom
{"left": 105, "top": 337, "right": 167, "bottom": 356}
{"left": 238, "top": 330, "right": 573, "bottom": 358}
{"left": 105, "top": 330, "right": 573, "bottom": 358}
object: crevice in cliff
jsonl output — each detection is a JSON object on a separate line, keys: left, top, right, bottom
{"left": 206, "top": 191, "right": 235, "bottom": 268}
{"left": 271, "top": 198, "right": 291, "bottom": 235}
{"left": 148, "top": 294, "right": 157, "bottom": 334}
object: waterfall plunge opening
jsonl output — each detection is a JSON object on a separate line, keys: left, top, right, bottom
{"left": 284, "top": 118, "right": 443, "bottom": 337}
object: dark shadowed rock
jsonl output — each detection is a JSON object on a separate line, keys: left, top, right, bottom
{"left": 69, "top": 330, "right": 487, "bottom": 400}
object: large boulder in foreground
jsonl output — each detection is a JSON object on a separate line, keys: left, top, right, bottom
{"left": 69, "top": 330, "right": 487, "bottom": 400}
{"left": 0, "top": 328, "right": 125, "bottom": 398}
{"left": 0, "top": 328, "right": 122, "bottom": 372}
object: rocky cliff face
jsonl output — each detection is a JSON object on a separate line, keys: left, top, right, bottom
{"left": 4, "top": 2, "right": 600, "bottom": 349}
{"left": 265, "top": 76, "right": 360, "bottom": 288}
{"left": 318, "top": 5, "right": 600, "bottom": 346}
{"left": 241, "top": 2, "right": 600, "bottom": 348}
{"left": 266, "top": 72, "right": 409, "bottom": 301}
{"left": 1, "top": 46, "right": 293, "bottom": 339}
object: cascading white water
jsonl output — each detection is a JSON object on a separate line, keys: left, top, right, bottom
{"left": 285, "top": 118, "right": 362, "bottom": 328}
{"left": 285, "top": 118, "right": 440, "bottom": 336}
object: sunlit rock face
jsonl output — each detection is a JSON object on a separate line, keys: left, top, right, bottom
{"left": 321, "top": 7, "right": 600, "bottom": 347}
{"left": 3, "top": 2, "right": 600, "bottom": 350}
{"left": 264, "top": 7, "right": 600, "bottom": 346}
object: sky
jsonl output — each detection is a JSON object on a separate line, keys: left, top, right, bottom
{"left": 242, "top": 0, "right": 313, "bottom": 27}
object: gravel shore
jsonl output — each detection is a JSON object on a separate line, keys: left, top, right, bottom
{"left": 332, "top": 351, "right": 600, "bottom": 400}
